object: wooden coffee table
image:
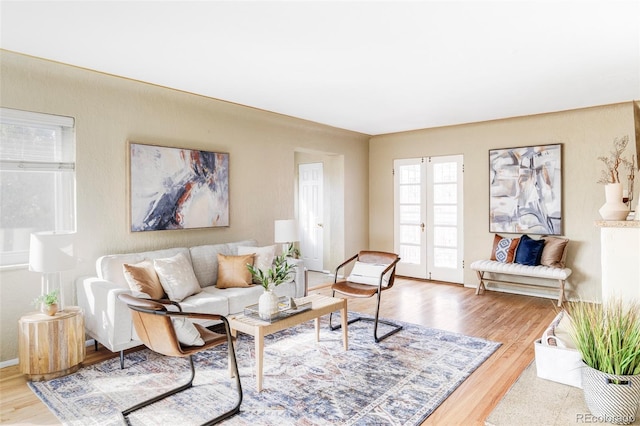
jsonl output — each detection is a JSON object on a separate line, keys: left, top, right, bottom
{"left": 228, "top": 294, "right": 348, "bottom": 391}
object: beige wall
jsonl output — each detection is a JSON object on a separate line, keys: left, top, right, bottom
{"left": 0, "top": 50, "right": 370, "bottom": 362}
{"left": 370, "top": 102, "right": 638, "bottom": 303}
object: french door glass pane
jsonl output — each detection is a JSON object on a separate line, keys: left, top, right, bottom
{"left": 433, "top": 162, "right": 457, "bottom": 183}
{"left": 434, "top": 226, "right": 457, "bottom": 247}
{"left": 433, "top": 205, "right": 457, "bottom": 226}
{"left": 399, "top": 224, "right": 420, "bottom": 244}
{"left": 399, "top": 205, "right": 420, "bottom": 223}
{"left": 399, "top": 245, "right": 420, "bottom": 264}
{"left": 434, "top": 247, "right": 457, "bottom": 268}
{"left": 433, "top": 183, "right": 457, "bottom": 203}
{"left": 399, "top": 164, "right": 420, "bottom": 184}
{"left": 399, "top": 184, "right": 420, "bottom": 203}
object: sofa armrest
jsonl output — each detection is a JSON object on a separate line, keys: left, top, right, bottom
{"left": 76, "top": 276, "right": 141, "bottom": 353}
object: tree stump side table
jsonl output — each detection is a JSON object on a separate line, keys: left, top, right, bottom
{"left": 18, "top": 306, "right": 85, "bottom": 381}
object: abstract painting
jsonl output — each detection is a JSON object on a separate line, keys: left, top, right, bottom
{"left": 489, "top": 144, "right": 562, "bottom": 235}
{"left": 129, "top": 142, "right": 229, "bottom": 232}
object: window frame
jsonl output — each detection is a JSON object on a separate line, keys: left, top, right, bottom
{"left": 0, "top": 108, "right": 76, "bottom": 267}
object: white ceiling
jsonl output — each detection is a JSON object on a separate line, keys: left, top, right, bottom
{"left": 1, "top": 1, "right": 639, "bottom": 135}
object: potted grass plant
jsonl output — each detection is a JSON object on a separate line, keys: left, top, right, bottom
{"left": 566, "top": 298, "right": 640, "bottom": 424}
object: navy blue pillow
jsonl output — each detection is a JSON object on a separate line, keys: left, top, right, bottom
{"left": 514, "top": 235, "right": 545, "bottom": 266}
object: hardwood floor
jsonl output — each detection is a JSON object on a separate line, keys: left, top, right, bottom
{"left": 0, "top": 276, "right": 558, "bottom": 425}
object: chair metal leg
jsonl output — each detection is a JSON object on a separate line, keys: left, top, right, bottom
{"left": 329, "top": 291, "right": 402, "bottom": 343}
{"left": 121, "top": 324, "right": 243, "bottom": 425}
{"left": 94, "top": 339, "right": 98, "bottom": 351}
{"left": 122, "top": 355, "right": 197, "bottom": 424}
{"left": 120, "top": 350, "right": 125, "bottom": 369}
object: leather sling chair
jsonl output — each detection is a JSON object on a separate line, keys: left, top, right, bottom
{"left": 118, "top": 293, "right": 242, "bottom": 425}
{"left": 329, "top": 251, "right": 402, "bottom": 342}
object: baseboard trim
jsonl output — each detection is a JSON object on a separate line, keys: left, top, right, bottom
{"left": 0, "top": 358, "right": 19, "bottom": 368}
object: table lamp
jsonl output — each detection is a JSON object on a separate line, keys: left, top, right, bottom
{"left": 29, "top": 231, "right": 76, "bottom": 312}
{"left": 274, "top": 219, "right": 299, "bottom": 255}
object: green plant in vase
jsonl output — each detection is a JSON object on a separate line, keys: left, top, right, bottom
{"left": 33, "top": 289, "right": 59, "bottom": 316}
{"left": 247, "top": 253, "right": 296, "bottom": 291}
{"left": 284, "top": 243, "right": 301, "bottom": 259}
{"left": 247, "top": 254, "right": 297, "bottom": 320}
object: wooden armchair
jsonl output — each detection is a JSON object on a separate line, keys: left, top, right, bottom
{"left": 118, "top": 294, "right": 242, "bottom": 425}
{"left": 329, "top": 251, "right": 402, "bottom": 342}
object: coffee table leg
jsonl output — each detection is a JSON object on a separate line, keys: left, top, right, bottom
{"left": 314, "top": 317, "right": 320, "bottom": 342}
{"left": 229, "top": 328, "right": 238, "bottom": 378}
{"left": 341, "top": 300, "right": 348, "bottom": 350}
{"left": 256, "top": 327, "right": 264, "bottom": 392}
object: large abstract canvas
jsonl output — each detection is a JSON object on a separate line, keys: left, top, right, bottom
{"left": 129, "top": 143, "right": 229, "bottom": 232}
{"left": 489, "top": 144, "right": 562, "bottom": 235}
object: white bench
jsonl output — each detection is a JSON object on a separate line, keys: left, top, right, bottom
{"left": 470, "top": 260, "right": 572, "bottom": 307}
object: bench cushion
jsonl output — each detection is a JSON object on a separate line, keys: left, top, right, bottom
{"left": 470, "top": 259, "right": 572, "bottom": 280}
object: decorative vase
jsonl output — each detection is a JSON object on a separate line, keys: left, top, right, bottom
{"left": 582, "top": 362, "right": 640, "bottom": 424}
{"left": 258, "top": 289, "right": 279, "bottom": 320}
{"left": 599, "top": 183, "right": 629, "bottom": 221}
{"left": 42, "top": 303, "right": 58, "bottom": 316}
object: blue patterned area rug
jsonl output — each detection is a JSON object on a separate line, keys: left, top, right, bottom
{"left": 29, "top": 314, "right": 500, "bottom": 425}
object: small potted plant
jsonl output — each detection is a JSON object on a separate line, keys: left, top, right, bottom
{"left": 566, "top": 298, "right": 640, "bottom": 424}
{"left": 247, "top": 254, "right": 296, "bottom": 320}
{"left": 284, "top": 243, "right": 301, "bottom": 259}
{"left": 33, "top": 289, "right": 59, "bottom": 316}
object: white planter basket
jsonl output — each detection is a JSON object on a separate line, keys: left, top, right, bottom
{"left": 582, "top": 363, "right": 640, "bottom": 425}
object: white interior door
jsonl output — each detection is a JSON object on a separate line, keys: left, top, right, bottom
{"left": 299, "top": 163, "right": 324, "bottom": 271}
{"left": 394, "top": 155, "right": 464, "bottom": 283}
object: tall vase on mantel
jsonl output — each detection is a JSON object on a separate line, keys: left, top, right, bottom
{"left": 599, "top": 183, "right": 629, "bottom": 221}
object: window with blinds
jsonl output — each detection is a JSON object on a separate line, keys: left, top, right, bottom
{"left": 0, "top": 108, "right": 76, "bottom": 266}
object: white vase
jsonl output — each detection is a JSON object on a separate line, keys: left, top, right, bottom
{"left": 258, "top": 289, "right": 280, "bottom": 320}
{"left": 599, "top": 183, "right": 629, "bottom": 221}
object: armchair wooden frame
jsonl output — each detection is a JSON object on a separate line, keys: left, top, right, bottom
{"left": 118, "top": 294, "right": 242, "bottom": 426}
{"left": 329, "top": 251, "right": 402, "bottom": 343}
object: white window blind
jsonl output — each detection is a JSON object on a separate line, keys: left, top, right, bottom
{"left": 0, "top": 107, "right": 76, "bottom": 266}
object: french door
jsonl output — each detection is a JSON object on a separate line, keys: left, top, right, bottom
{"left": 394, "top": 155, "right": 464, "bottom": 283}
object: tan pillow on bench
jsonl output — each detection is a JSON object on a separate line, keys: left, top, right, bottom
{"left": 540, "top": 236, "right": 569, "bottom": 268}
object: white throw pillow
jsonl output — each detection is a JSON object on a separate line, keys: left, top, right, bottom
{"left": 154, "top": 253, "right": 202, "bottom": 302}
{"left": 348, "top": 261, "right": 392, "bottom": 287}
{"left": 171, "top": 317, "right": 205, "bottom": 346}
{"left": 237, "top": 245, "right": 276, "bottom": 273}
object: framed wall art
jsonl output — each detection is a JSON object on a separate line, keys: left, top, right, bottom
{"left": 129, "top": 142, "right": 229, "bottom": 232}
{"left": 489, "top": 144, "right": 562, "bottom": 235}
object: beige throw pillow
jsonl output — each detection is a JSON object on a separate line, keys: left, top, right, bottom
{"left": 237, "top": 245, "right": 276, "bottom": 283}
{"left": 171, "top": 317, "right": 205, "bottom": 346}
{"left": 153, "top": 253, "right": 202, "bottom": 302}
{"left": 122, "top": 259, "right": 166, "bottom": 299}
{"left": 216, "top": 253, "right": 255, "bottom": 288}
{"left": 540, "top": 236, "right": 569, "bottom": 268}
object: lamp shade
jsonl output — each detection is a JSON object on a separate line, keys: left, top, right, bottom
{"left": 29, "top": 231, "right": 76, "bottom": 272}
{"left": 274, "top": 219, "right": 299, "bottom": 243}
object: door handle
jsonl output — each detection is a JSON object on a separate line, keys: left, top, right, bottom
{"left": 420, "top": 223, "right": 425, "bottom": 232}
{"left": 317, "top": 223, "right": 323, "bottom": 228}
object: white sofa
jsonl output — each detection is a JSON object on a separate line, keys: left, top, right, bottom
{"left": 76, "top": 239, "right": 306, "bottom": 366}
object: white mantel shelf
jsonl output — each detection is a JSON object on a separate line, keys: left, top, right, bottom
{"left": 595, "top": 220, "right": 640, "bottom": 228}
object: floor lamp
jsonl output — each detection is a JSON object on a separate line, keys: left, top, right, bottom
{"left": 29, "top": 231, "right": 76, "bottom": 312}
{"left": 274, "top": 219, "right": 299, "bottom": 255}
